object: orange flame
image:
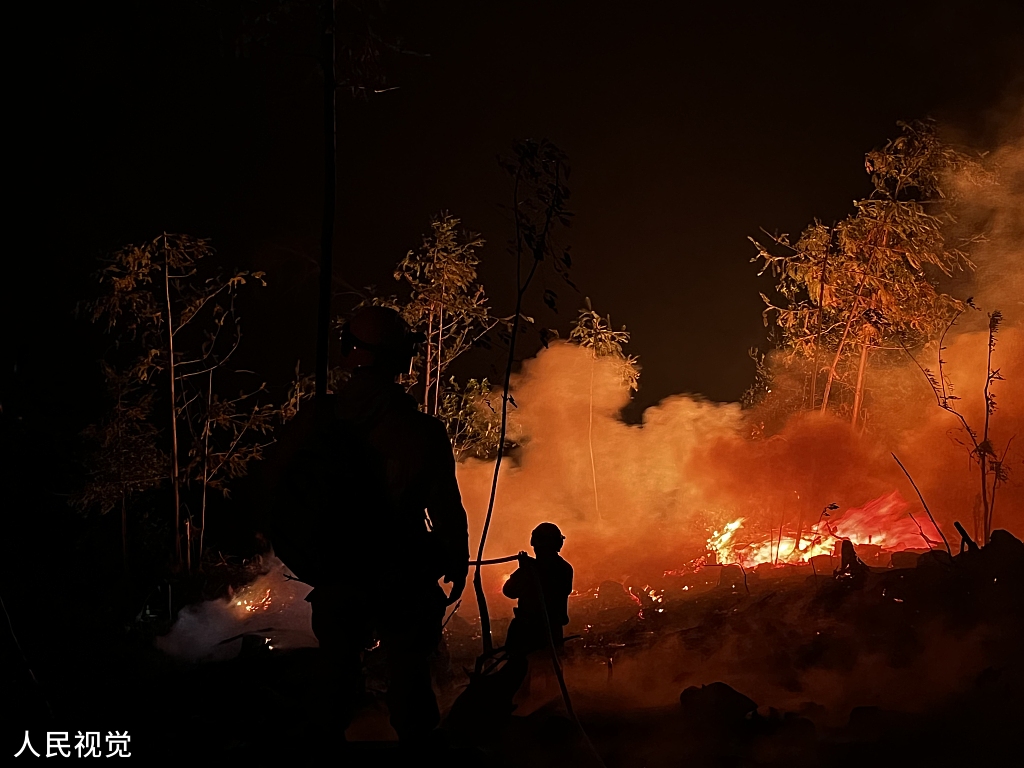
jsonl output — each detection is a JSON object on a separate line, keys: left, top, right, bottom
{"left": 708, "top": 491, "right": 931, "bottom": 568}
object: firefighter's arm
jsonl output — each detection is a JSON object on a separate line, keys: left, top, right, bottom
{"left": 426, "top": 420, "right": 470, "bottom": 604}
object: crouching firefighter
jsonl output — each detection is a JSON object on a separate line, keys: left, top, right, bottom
{"left": 270, "top": 306, "right": 469, "bottom": 744}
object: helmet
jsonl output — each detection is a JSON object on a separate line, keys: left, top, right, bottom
{"left": 531, "top": 522, "right": 565, "bottom": 551}
{"left": 340, "top": 306, "right": 425, "bottom": 374}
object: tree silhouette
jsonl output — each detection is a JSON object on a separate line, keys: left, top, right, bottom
{"left": 475, "top": 139, "right": 573, "bottom": 659}
{"left": 220, "top": 0, "right": 397, "bottom": 399}
{"left": 84, "top": 234, "right": 284, "bottom": 570}
{"left": 436, "top": 377, "right": 504, "bottom": 461}
{"left": 387, "top": 212, "right": 508, "bottom": 414}
{"left": 902, "top": 306, "right": 1010, "bottom": 544}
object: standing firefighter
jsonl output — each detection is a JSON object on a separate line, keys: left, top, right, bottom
{"left": 495, "top": 522, "right": 574, "bottom": 706}
{"left": 271, "top": 306, "right": 469, "bottom": 744}
{"left": 503, "top": 522, "right": 574, "bottom": 656}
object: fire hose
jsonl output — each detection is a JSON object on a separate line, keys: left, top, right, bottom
{"left": 468, "top": 554, "right": 520, "bottom": 566}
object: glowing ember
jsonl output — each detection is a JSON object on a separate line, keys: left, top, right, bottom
{"left": 236, "top": 588, "right": 273, "bottom": 613}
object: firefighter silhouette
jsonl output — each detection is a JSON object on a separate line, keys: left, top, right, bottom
{"left": 271, "top": 306, "right": 469, "bottom": 744}
{"left": 503, "top": 522, "right": 574, "bottom": 656}
{"left": 494, "top": 522, "right": 574, "bottom": 707}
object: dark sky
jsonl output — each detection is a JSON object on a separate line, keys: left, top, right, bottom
{"left": 12, "top": 0, "right": 1024, "bottom": 425}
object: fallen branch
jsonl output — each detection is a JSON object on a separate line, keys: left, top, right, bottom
{"left": 892, "top": 452, "right": 951, "bottom": 556}
{"left": 953, "top": 521, "right": 979, "bottom": 553}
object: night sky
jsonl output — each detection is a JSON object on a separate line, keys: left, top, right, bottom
{"left": 11, "top": 0, "right": 1024, "bottom": 430}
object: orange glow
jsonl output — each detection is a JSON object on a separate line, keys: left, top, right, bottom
{"left": 236, "top": 588, "right": 273, "bottom": 613}
{"left": 708, "top": 491, "right": 930, "bottom": 568}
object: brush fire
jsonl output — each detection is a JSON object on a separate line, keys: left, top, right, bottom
{"left": 11, "top": 29, "right": 1024, "bottom": 761}
{"left": 156, "top": 318, "right": 1023, "bottom": 764}
{"left": 153, "top": 127, "right": 1024, "bottom": 756}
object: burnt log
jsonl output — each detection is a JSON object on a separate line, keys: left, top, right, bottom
{"left": 954, "top": 521, "right": 979, "bottom": 553}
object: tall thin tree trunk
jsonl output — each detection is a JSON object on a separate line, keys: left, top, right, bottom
{"left": 315, "top": 0, "right": 337, "bottom": 399}
{"left": 971, "top": 494, "right": 984, "bottom": 547}
{"left": 981, "top": 319, "right": 997, "bottom": 544}
{"left": 475, "top": 292, "right": 526, "bottom": 657}
{"left": 199, "top": 369, "right": 212, "bottom": 566}
{"left": 434, "top": 305, "right": 444, "bottom": 416}
{"left": 587, "top": 353, "right": 600, "bottom": 520}
{"left": 980, "top": 453, "right": 991, "bottom": 544}
{"left": 821, "top": 238, "right": 883, "bottom": 414}
{"left": 163, "top": 239, "right": 182, "bottom": 567}
{"left": 474, "top": 300, "right": 522, "bottom": 657}
{"left": 810, "top": 244, "right": 828, "bottom": 409}
{"left": 820, "top": 306, "right": 857, "bottom": 414}
{"left": 475, "top": 154, "right": 564, "bottom": 661}
{"left": 851, "top": 340, "right": 870, "bottom": 428}
{"left": 120, "top": 494, "right": 127, "bottom": 574}
{"left": 115, "top": 380, "right": 127, "bottom": 572}
{"left": 424, "top": 309, "right": 434, "bottom": 411}
{"left": 475, "top": 172, "right": 539, "bottom": 659}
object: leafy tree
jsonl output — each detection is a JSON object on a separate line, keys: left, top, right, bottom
{"left": 741, "top": 348, "right": 813, "bottom": 439}
{"left": 435, "top": 377, "right": 503, "bottom": 461}
{"left": 71, "top": 364, "right": 168, "bottom": 570}
{"left": 569, "top": 298, "right": 639, "bottom": 518}
{"left": 84, "top": 233, "right": 283, "bottom": 570}
{"left": 387, "top": 212, "right": 507, "bottom": 414}
{"left": 752, "top": 120, "right": 990, "bottom": 427}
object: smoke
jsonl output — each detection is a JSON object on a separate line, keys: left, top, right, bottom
{"left": 156, "top": 556, "right": 316, "bottom": 661}
{"left": 954, "top": 103, "right": 1024, "bottom": 318}
{"left": 459, "top": 344, "right": 743, "bottom": 592}
{"left": 457, "top": 331, "right": 1022, "bottom": 613}
{"left": 456, "top": 124, "right": 1024, "bottom": 611}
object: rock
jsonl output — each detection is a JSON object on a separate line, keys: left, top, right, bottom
{"left": 986, "top": 529, "right": 1024, "bottom": 560}
{"left": 679, "top": 682, "right": 757, "bottom": 725}
{"left": 889, "top": 551, "right": 922, "bottom": 569}
{"left": 916, "top": 550, "right": 954, "bottom": 569}
{"left": 797, "top": 701, "right": 827, "bottom": 720}
{"left": 749, "top": 709, "right": 817, "bottom": 766}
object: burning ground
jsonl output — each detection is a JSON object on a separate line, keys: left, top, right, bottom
{"left": 143, "top": 319, "right": 1024, "bottom": 764}
{"left": 140, "top": 528, "right": 1024, "bottom": 766}
{"left": 454, "top": 325, "right": 1023, "bottom": 602}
